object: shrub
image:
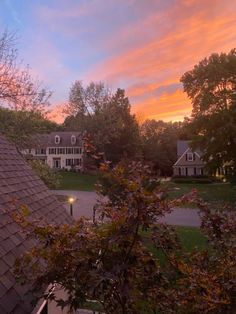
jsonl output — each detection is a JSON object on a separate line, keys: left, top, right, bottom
{"left": 227, "top": 174, "right": 236, "bottom": 186}
{"left": 28, "top": 159, "right": 61, "bottom": 189}
{"left": 172, "top": 176, "right": 212, "bottom": 184}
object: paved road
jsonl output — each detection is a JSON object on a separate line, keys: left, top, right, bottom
{"left": 53, "top": 190, "right": 201, "bottom": 227}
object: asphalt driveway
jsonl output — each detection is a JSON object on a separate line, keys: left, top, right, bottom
{"left": 53, "top": 190, "right": 201, "bottom": 227}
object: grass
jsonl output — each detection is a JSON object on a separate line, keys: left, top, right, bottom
{"left": 175, "top": 226, "right": 207, "bottom": 251}
{"left": 57, "top": 172, "right": 236, "bottom": 206}
{"left": 57, "top": 171, "right": 98, "bottom": 191}
{"left": 82, "top": 301, "right": 103, "bottom": 312}
{"left": 141, "top": 226, "right": 207, "bottom": 262}
{"left": 163, "top": 181, "right": 236, "bottom": 206}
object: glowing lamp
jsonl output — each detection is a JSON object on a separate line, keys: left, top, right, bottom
{"left": 68, "top": 197, "right": 75, "bottom": 216}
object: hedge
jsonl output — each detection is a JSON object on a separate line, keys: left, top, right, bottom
{"left": 172, "top": 176, "right": 212, "bottom": 184}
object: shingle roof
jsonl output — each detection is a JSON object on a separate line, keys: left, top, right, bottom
{"left": 49, "top": 131, "right": 83, "bottom": 147}
{"left": 177, "top": 140, "right": 190, "bottom": 157}
{"left": 177, "top": 140, "right": 203, "bottom": 158}
{"left": 23, "top": 132, "right": 83, "bottom": 149}
{"left": 0, "top": 134, "right": 73, "bottom": 314}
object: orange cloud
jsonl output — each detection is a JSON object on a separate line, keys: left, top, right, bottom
{"left": 127, "top": 78, "right": 178, "bottom": 98}
{"left": 131, "top": 89, "right": 191, "bottom": 122}
{"left": 47, "top": 103, "right": 67, "bottom": 124}
{"left": 86, "top": 0, "right": 236, "bottom": 121}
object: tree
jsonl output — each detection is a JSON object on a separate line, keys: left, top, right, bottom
{"left": 64, "top": 82, "right": 141, "bottom": 163}
{"left": 0, "top": 31, "right": 56, "bottom": 149}
{"left": 0, "top": 107, "right": 59, "bottom": 148}
{"left": 140, "top": 120, "right": 181, "bottom": 176}
{"left": 102, "top": 89, "right": 141, "bottom": 162}
{"left": 64, "top": 81, "right": 113, "bottom": 156}
{"left": 65, "top": 80, "right": 110, "bottom": 117}
{"left": 14, "top": 162, "right": 236, "bottom": 313}
{"left": 28, "top": 159, "right": 61, "bottom": 189}
{"left": 0, "top": 31, "right": 51, "bottom": 111}
{"left": 180, "top": 49, "right": 236, "bottom": 175}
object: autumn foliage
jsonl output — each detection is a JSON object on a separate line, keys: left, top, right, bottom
{"left": 14, "top": 162, "right": 236, "bottom": 313}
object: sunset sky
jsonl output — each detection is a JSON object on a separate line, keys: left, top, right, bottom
{"left": 1, "top": 0, "right": 236, "bottom": 123}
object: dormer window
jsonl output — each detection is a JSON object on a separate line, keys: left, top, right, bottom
{"left": 71, "top": 135, "right": 76, "bottom": 145}
{"left": 55, "top": 135, "right": 60, "bottom": 144}
{"left": 187, "top": 153, "right": 194, "bottom": 161}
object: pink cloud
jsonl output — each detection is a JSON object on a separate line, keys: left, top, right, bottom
{"left": 47, "top": 103, "right": 67, "bottom": 124}
{"left": 22, "top": 0, "right": 236, "bottom": 123}
{"left": 85, "top": 0, "right": 236, "bottom": 121}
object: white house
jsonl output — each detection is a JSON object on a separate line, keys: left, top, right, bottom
{"left": 23, "top": 131, "right": 84, "bottom": 171}
{"left": 173, "top": 140, "right": 205, "bottom": 176}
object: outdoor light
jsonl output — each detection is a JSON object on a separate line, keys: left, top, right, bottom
{"left": 68, "top": 197, "right": 75, "bottom": 204}
{"left": 68, "top": 197, "right": 75, "bottom": 216}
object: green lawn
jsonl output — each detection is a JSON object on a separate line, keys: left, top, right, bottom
{"left": 141, "top": 226, "right": 207, "bottom": 260}
{"left": 56, "top": 172, "right": 236, "bottom": 206}
{"left": 163, "top": 181, "right": 236, "bottom": 206}
{"left": 57, "top": 171, "right": 98, "bottom": 191}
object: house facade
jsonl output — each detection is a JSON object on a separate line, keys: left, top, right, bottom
{"left": 173, "top": 140, "right": 205, "bottom": 176}
{"left": 23, "top": 131, "right": 84, "bottom": 171}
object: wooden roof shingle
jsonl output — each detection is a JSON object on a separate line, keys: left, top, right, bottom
{"left": 0, "top": 134, "right": 73, "bottom": 313}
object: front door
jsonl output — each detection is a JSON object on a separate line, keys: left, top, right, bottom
{"left": 53, "top": 158, "right": 61, "bottom": 169}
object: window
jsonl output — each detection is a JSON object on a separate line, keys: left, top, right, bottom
{"left": 74, "top": 147, "right": 82, "bottom": 154}
{"left": 55, "top": 135, "right": 60, "bottom": 144}
{"left": 74, "top": 158, "right": 82, "bottom": 166}
{"left": 66, "top": 159, "right": 74, "bottom": 166}
{"left": 71, "top": 135, "right": 76, "bottom": 145}
{"left": 35, "top": 148, "right": 46, "bottom": 155}
{"left": 67, "top": 148, "right": 72, "bottom": 154}
{"left": 49, "top": 148, "right": 56, "bottom": 154}
{"left": 187, "top": 153, "right": 194, "bottom": 161}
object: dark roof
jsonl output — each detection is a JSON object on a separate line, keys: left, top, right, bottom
{"left": 28, "top": 131, "right": 83, "bottom": 149}
{"left": 49, "top": 131, "right": 83, "bottom": 147}
{"left": 0, "top": 134, "right": 73, "bottom": 313}
{"left": 177, "top": 140, "right": 190, "bottom": 157}
{"left": 177, "top": 140, "right": 203, "bottom": 158}
{"left": 32, "top": 133, "right": 50, "bottom": 149}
